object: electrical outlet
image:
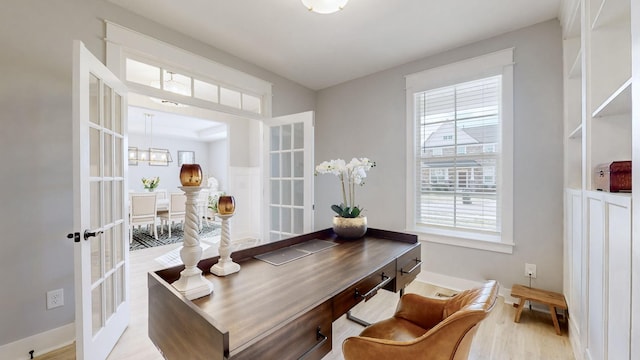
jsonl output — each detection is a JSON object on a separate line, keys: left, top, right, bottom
{"left": 524, "top": 263, "right": 537, "bottom": 278}
{"left": 47, "top": 289, "right": 64, "bottom": 309}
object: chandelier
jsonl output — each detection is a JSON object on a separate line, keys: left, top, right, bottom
{"left": 301, "top": 0, "right": 349, "bottom": 14}
{"left": 150, "top": 71, "right": 189, "bottom": 107}
{"left": 128, "top": 113, "right": 173, "bottom": 166}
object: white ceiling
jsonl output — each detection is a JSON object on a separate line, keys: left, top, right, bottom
{"left": 128, "top": 106, "right": 227, "bottom": 142}
{"left": 108, "top": 0, "right": 561, "bottom": 91}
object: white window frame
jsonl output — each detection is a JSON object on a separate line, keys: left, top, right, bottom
{"left": 405, "top": 48, "right": 514, "bottom": 254}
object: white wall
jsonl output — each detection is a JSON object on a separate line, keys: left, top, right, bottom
{"left": 314, "top": 19, "right": 564, "bottom": 293}
{"left": 208, "top": 139, "right": 228, "bottom": 192}
{"left": 128, "top": 133, "right": 211, "bottom": 191}
{"left": 0, "top": 0, "right": 315, "bottom": 349}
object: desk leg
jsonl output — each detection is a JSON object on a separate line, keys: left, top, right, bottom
{"left": 514, "top": 298, "right": 526, "bottom": 323}
{"left": 549, "top": 306, "right": 562, "bottom": 335}
{"left": 346, "top": 310, "right": 371, "bottom": 327}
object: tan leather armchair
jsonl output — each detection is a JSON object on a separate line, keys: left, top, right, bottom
{"left": 342, "top": 280, "right": 498, "bottom": 360}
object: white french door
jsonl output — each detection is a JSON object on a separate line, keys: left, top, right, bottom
{"left": 264, "top": 111, "right": 314, "bottom": 241}
{"left": 72, "top": 40, "right": 129, "bottom": 360}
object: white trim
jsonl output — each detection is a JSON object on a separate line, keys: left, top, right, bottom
{"left": 0, "top": 323, "right": 74, "bottom": 360}
{"left": 104, "top": 21, "right": 273, "bottom": 118}
{"left": 416, "top": 271, "right": 515, "bottom": 304}
{"left": 405, "top": 48, "right": 514, "bottom": 253}
{"left": 405, "top": 48, "right": 515, "bottom": 91}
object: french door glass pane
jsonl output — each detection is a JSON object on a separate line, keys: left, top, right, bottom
{"left": 114, "top": 94, "right": 122, "bottom": 134}
{"left": 271, "top": 180, "right": 280, "bottom": 205}
{"left": 294, "top": 180, "right": 304, "bottom": 207}
{"left": 282, "top": 124, "right": 292, "bottom": 150}
{"left": 104, "top": 133, "right": 112, "bottom": 178}
{"left": 90, "top": 128, "right": 100, "bottom": 177}
{"left": 103, "top": 84, "right": 112, "bottom": 130}
{"left": 282, "top": 208, "right": 291, "bottom": 234}
{"left": 294, "top": 151, "right": 304, "bottom": 178}
{"left": 114, "top": 137, "right": 123, "bottom": 177}
{"left": 270, "top": 206, "right": 280, "bottom": 231}
{"left": 90, "top": 182, "right": 101, "bottom": 230}
{"left": 114, "top": 181, "right": 123, "bottom": 220}
{"left": 293, "top": 122, "right": 304, "bottom": 149}
{"left": 282, "top": 152, "right": 292, "bottom": 177}
{"left": 282, "top": 180, "right": 291, "bottom": 205}
{"left": 90, "top": 234, "right": 102, "bottom": 284}
{"left": 105, "top": 275, "right": 114, "bottom": 319}
{"left": 294, "top": 209, "right": 304, "bottom": 234}
{"left": 92, "top": 285, "right": 103, "bottom": 336}
{"left": 270, "top": 127, "right": 280, "bottom": 151}
{"left": 270, "top": 153, "right": 280, "bottom": 178}
{"left": 104, "top": 181, "right": 113, "bottom": 224}
{"left": 89, "top": 74, "right": 99, "bottom": 125}
{"left": 114, "top": 223, "right": 123, "bottom": 264}
{"left": 116, "top": 267, "right": 124, "bottom": 304}
{"left": 104, "top": 227, "right": 113, "bottom": 271}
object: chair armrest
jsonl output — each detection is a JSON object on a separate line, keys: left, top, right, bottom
{"left": 394, "top": 293, "right": 447, "bottom": 330}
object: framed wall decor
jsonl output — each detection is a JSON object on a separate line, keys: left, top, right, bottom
{"left": 178, "top": 150, "right": 195, "bottom": 166}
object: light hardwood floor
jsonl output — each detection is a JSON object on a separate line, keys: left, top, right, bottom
{"left": 37, "top": 242, "right": 574, "bottom": 360}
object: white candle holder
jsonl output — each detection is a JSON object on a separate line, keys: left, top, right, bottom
{"left": 172, "top": 186, "right": 213, "bottom": 300}
{"left": 210, "top": 213, "right": 241, "bottom": 276}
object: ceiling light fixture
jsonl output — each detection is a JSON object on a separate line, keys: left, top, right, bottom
{"left": 150, "top": 71, "right": 189, "bottom": 107}
{"left": 301, "top": 0, "right": 349, "bottom": 14}
{"left": 128, "top": 113, "right": 173, "bottom": 165}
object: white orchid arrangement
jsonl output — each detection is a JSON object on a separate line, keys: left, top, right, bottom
{"left": 315, "top": 157, "right": 376, "bottom": 218}
{"left": 141, "top": 176, "right": 160, "bottom": 190}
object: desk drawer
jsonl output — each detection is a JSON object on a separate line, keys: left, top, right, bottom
{"left": 332, "top": 261, "right": 396, "bottom": 321}
{"left": 396, "top": 244, "right": 422, "bottom": 290}
{"left": 232, "top": 300, "right": 332, "bottom": 360}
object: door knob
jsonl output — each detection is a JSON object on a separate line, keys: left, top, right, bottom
{"left": 84, "top": 229, "right": 104, "bottom": 241}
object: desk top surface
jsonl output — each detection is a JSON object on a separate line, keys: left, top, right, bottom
{"left": 153, "top": 229, "right": 418, "bottom": 355}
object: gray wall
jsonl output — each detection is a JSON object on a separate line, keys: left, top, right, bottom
{"left": 314, "top": 20, "right": 564, "bottom": 293}
{"left": 0, "top": 0, "right": 314, "bottom": 346}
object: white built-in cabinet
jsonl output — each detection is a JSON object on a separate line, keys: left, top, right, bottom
{"left": 561, "top": 0, "right": 635, "bottom": 359}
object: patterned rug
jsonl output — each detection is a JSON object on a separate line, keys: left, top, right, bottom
{"left": 130, "top": 223, "right": 221, "bottom": 251}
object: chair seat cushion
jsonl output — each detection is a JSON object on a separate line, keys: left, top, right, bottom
{"left": 359, "top": 317, "right": 428, "bottom": 342}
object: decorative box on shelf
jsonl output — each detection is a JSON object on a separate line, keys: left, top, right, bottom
{"left": 594, "top": 161, "right": 631, "bottom": 192}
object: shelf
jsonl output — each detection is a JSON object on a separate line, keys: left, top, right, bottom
{"left": 568, "top": 123, "right": 583, "bottom": 139}
{"left": 592, "top": 78, "right": 632, "bottom": 118}
{"left": 591, "top": 0, "right": 630, "bottom": 29}
{"left": 569, "top": 49, "right": 582, "bottom": 79}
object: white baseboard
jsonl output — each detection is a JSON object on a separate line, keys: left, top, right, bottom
{"left": 0, "top": 323, "right": 74, "bottom": 360}
{"left": 417, "top": 271, "right": 517, "bottom": 303}
{"left": 568, "top": 317, "right": 584, "bottom": 360}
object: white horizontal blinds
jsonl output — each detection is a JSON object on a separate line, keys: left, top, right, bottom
{"left": 415, "top": 75, "right": 501, "bottom": 233}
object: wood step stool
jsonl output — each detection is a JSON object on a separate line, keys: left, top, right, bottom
{"left": 511, "top": 284, "right": 568, "bottom": 335}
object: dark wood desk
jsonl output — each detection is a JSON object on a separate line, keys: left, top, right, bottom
{"left": 148, "top": 228, "right": 421, "bottom": 360}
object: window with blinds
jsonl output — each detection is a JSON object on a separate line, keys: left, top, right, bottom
{"left": 414, "top": 75, "right": 501, "bottom": 233}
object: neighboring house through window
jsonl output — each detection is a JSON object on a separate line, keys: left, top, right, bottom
{"left": 405, "top": 48, "right": 514, "bottom": 253}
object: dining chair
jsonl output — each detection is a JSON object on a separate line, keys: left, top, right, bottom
{"left": 129, "top": 192, "right": 159, "bottom": 243}
{"left": 197, "top": 188, "right": 210, "bottom": 230}
{"left": 158, "top": 192, "right": 187, "bottom": 237}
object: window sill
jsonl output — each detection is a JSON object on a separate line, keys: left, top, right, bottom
{"left": 407, "top": 227, "right": 514, "bottom": 254}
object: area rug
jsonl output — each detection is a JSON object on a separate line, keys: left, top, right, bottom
{"left": 130, "top": 223, "right": 221, "bottom": 251}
